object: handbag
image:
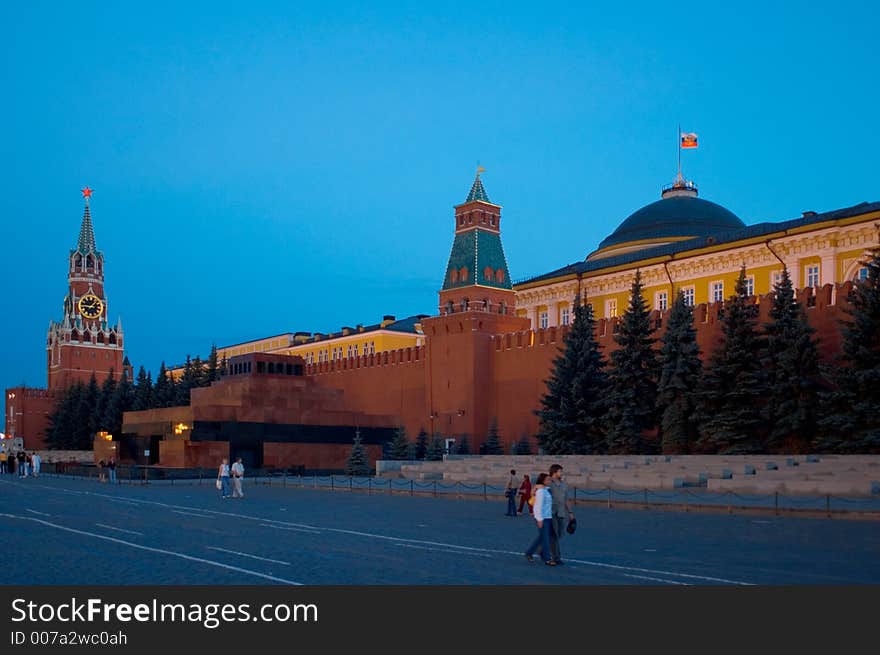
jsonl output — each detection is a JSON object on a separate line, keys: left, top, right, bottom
{"left": 215, "top": 479, "right": 222, "bottom": 490}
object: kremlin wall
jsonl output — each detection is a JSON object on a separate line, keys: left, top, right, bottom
{"left": 7, "top": 170, "right": 880, "bottom": 472}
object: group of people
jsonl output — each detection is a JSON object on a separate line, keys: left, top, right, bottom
{"left": 0, "top": 450, "right": 41, "bottom": 478}
{"left": 217, "top": 457, "right": 245, "bottom": 499}
{"left": 96, "top": 458, "right": 118, "bottom": 483}
{"left": 507, "top": 464, "right": 576, "bottom": 566}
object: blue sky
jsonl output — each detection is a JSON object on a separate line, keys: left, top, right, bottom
{"left": 2, "top": 1, "right": 878, "bottom": 399}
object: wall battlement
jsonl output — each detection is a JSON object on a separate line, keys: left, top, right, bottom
{"left": 306, "top": 345, "right": 425, "bottom": 376}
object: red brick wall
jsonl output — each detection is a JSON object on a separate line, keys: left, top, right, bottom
{"left": 4, "top": 388, "right": 55, "bottom": 450}
{"left": 263, "top": 442, "right": 383, "bottom": 471}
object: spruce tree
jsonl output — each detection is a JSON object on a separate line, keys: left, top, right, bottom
{"left": 103, "top": 372, "right": 133, "bottom": 438}
{"left": 536, "top": 298, "right": 608, "bottom": 454}
{"left": 455, "top": 434, "right": 471, "bottom": 455}
{"left": 344, "top": 434, "right": 371, "bottom": 476}
{"left": 414, "top": 429, "right": 429, "bottom": 460}
{"left": 153, "top": 362, "right": 178, "bottom": 407}
{"left": 695, "top": 266, "right": 769, "bottom": 453}
{"left": 818, "top": 249, "right": 880, "bottom": 452}
{"left": 764, "top": 267, "right": 822, "bottom": 452}
{"left": 425, "top": 433, "right": 446, "bottom": 461}
{"left": 45, "top": 383, "right": 83, "bottom": 449}
{"left": 483, "top": 419, "right": 504, "bottom": 455}
{"left": 656, "top": 291, "right": 702, "bottom": 454}
{"left": 206, "top": 344, "right": 220, "bottom": 384}
{"left": 82, "top": 374, "right": 101, "bottom": 443}
{"left": 514, "top": 435, "right": 533, "bottom": 455}
{"left": 132, "top": 366, "right": 154, "bottom": 411}
{"left": 387, "top": 426, "right": 412, "bottom": 460}
{"left": 95, "top": 372, "right": 118, "bottom": 432}
{"left": 176, "top": 355, "right": 199, "bottom": 405}
{"left": 606, "top": 271, "right": 659, "bottom": 454}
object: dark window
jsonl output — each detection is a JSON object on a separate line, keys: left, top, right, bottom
{"left": 257, "top": 361, "right": 266, "bottom": 374}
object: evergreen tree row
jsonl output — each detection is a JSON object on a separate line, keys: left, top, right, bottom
{"left": 44, "top": 345, "right": 224, "bottom": 448}
{"left": 537, "top": 250, "right": 880, "bottom": 455}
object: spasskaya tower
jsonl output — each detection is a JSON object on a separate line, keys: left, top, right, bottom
{"left": 46, "top": 188, "right": 130, "bottom": 389}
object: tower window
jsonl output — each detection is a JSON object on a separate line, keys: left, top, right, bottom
{"left": 484, "top": 266, "right": 493, "bottom": 281}
{"left": 459, "top": 266, "right": 468, "bottom": 282}
{"left": 450, "top": 269, "right": 458, "bottom": 283}
{"left": 495, "top": 269, "right": 505, "bottom": 283}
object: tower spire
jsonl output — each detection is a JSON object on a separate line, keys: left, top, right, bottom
{"left": 77, "top": 187, "right": 97, "bottom": 253}
{"left": 465, "top": 166, "right": 490, "bottom": 203}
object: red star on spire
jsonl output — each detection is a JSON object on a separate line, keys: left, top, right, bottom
{"left": 81, "top": 187, "right": 93, "bottom": 199}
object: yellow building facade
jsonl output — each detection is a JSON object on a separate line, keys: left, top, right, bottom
{"left": 514, "top": 177, "right": 880, "bottom": 324}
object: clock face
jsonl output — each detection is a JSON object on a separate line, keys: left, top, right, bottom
{"left": 78, "top": 294, "right": 104, "bottom": 320}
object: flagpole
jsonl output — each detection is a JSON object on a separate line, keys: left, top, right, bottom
{"left": 677, "top": 124, "right": 681, "bottom": 181}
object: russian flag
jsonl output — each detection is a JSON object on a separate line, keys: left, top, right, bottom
{"left": 681, "top": 133, "right": 698, "bottom": 149}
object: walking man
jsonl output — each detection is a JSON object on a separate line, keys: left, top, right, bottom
{"left": 17, "top": 451, "right": 26, "bottom": 478}
{"left": 217, "top": 458, "right": 231, "bottom": 499}
{"left": 0, "top": 449, "right": 7, "bottom": 474}
{"left": 107, "top": 458, "right": 117, "bottom": 484}
{"left": 547, "top": 463, "right": 575, "bottom": 565}
{"left": 31, "top": 452, "right": 41, "bottom": 478}
{"left": 231, "top": 457, "right": 245, "bottom": 498}
{"left": 505, "top": 469, "right": 518, "bottom": 516}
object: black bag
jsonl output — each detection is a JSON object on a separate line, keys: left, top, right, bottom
{"left": 505, "top": 489, "right": 515, "bottom": 498}
{"left": 566, "top": 517, "right": 577, "bottom": 534}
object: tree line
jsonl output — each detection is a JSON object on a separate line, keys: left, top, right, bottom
{"left": 536, "top": 249, "right": 880, "bottom": 455}
{"left": 44, "top": 346, "right": 223, "bottom": 450}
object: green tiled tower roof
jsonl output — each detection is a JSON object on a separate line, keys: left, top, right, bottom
{"left": 465, "top": 173, "right": 490, "bottom": 203}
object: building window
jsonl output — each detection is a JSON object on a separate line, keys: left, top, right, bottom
{"left": 560, "top": 307, "right": 570, "bottom": 326}
{"left": 539, "top": 311, "right": 549, "bottom": 329}
{"left": 370, "top": 341, "right": 375, "bottom": 355}
{"left": 806, "top": 264, "right": 820, "bottom": 288}
{"left": 606, "top": 299, "right": 618, "bottom": 318}
{"left": 354, "top": 344, "right": 359, "bottom": 356}
{"left": 745, "top": 276, "right": 755, "bottom": 297}
{"left": 682, "top": 287, "right": 695, "bottom": 307}
{"left": 656, "top": 291, "right": 668, "bottom": 311}
{"left": 711, "top": 281, "right": 724, "bottom": 303}
{"left": 772, "top": 270, "right": 784, "bottom": 288}
{"left": 856, "top": 267, "right": 869, "bottom": 282}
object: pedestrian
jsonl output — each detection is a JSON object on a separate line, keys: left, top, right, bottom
{"left": 217, "top": 458, "right": 231, "bottom": 498}
{"left": 547, "top": 464, "right": 575, "bottom": 565}
{"left": 517, "top": 473, "right": 533, "bottom": 514}
{"left": 17, "top": 451, "right": 26, "bottom": 478}
{"left": 107, "top": 458, "right": 117, "bottom": 484}
{"left": 98, "top": 459, "right": 107, "bottom": 482}
{"left": 505, "top": 469, "right": 518, "bottom": 516}
{"left": 524, "top": 473, "right": 556, "bottom": 566}
{"left": 231, "top": 457, "right": 245, "bottom": 498}
{"left": 31, "top": 452, "right": 41, "bottom": 478}
{"left": 0, "top": 449, "right": 7, "bottom": 475}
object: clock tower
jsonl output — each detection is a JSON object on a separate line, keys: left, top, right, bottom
{"left": 46, "top": 188, "right": 130, "bottom": 389}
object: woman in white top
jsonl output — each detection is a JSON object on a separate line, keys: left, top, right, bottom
{"left": 217, "top": 459, "right": 231, "bottom": 498}
{"left": 524, "top": 473, "right": 556, "bottom": 565}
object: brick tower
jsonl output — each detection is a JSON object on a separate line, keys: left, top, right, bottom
{"left": 46, "top": 188, "right": 130, "bottom": 389}
{"left": 423, "top": 170, "right": 529, "bottom": 449}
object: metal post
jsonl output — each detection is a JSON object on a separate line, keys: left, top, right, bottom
{"left": 314, "top": 473, "right": 317, "bottom": 488}
{"left": 727, "top": 491, "right": 732, "bottom": 515}
{"left": 368, "top": 477, "right": 371, "bottom": 494}
{"left": 774, "top": 491, "right": 779, "bottom": 516}
{"left": 331, "top": 475, "right": 334, "bottom": 490}
{"left": 433, "top": 480, "right": 437, "bottom": 497}
{"left": 643, "top": 488, "right": 648, "bottom": 506}
{"left": 607, "top": 487, "right": 611, "bottom": 509}
{"left": 483, "top": 482, "right": 487, "bottom": 501}
{"left": 826, "top": 494, "right": 831, "bottom": 518}
{"left": 410, "top": 479, "right": 414, "bottom": 496}
{"left": 283, "top": 469, "right": 287, "bottom": 487}
{"left": 349, "top": 476, "right": 353, "bottom": 491}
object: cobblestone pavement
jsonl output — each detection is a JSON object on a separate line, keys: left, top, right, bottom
{"left": 1, "top": 475, "right": 878, "bottom": 585}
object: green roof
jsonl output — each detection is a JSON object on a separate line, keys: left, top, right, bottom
{"left": 442, "top": 229, "right": 512, "bottom": 290}
{"left": 465, "top": 174, "right": 490, "bottom": 203}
